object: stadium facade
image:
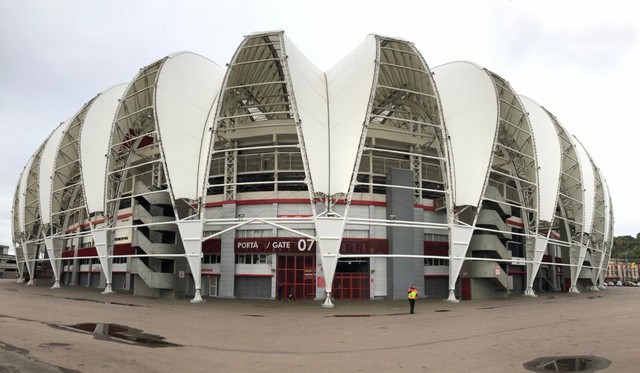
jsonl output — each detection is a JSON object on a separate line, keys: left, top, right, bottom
{"left": 11, "top": 31, "right": 614, "bottom": 306}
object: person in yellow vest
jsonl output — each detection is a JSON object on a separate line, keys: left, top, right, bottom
{"left": 407, "top": 284, "right": 418, "bottom": 314}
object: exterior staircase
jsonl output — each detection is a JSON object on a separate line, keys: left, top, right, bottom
{"left": 130, "top": 181, "right": 179, "bottom": 296}
{"left": 469, "top": 260, "right": 512, "bottom": 290}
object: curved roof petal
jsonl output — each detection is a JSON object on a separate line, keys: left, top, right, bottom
{"left": 572, "top": 136, "right": 595, "bottom": 235}
{"left": 18, "top": 155, "right": 35, "bottom": 234}
{"left": 519, "top": 96, "right": 561, "bottom": 223}
{"left": 156, "top": 52, "right": 225, "bottom": 201}
{"left": 38, "top": 120, "right": 70, "bottom": 226}
{"left": 282, "top": 33, "right": 329, "bottom": 195}
{"left": 81, "top": 84, "right": 128, "bottom": 213}
{"left": 432, "top": 61, "right": 498, "bottom": 208}
{"left": 325, "top": 35, "right": 377, "bottom": 196}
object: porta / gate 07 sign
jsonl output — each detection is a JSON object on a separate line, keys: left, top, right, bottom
{"left": 234, "top": 237, "right": 316, "bottom": 253}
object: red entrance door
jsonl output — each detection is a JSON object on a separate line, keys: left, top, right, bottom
{"left": 333, "top": 273, "right": 370, "bottom": 299}
{"left": 277, "top": 255, "right": 315, "bottom": 300}
{"left": 461, "top": 278, "right": 471, "bottom": 301}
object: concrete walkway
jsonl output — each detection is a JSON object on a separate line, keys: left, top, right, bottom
{"left": 0, "top": 279, "right": 637, "bottom": 372}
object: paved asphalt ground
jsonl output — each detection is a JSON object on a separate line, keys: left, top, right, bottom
{"left": 0, "top": 279, "right": 638, "bottom": 372}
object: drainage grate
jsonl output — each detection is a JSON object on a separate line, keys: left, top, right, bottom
{"left": 523, "top": 355, "right": 610, "bottom": 372}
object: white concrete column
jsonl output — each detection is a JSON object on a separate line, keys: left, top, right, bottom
{"left": 315, "top": 216, "right": 346, "bottom": 308}
{"left": 592, "top": 243, "right": 607, "bottom": 291}
{"left": 524, "top": 236, "right": 548, "bottom": 297}
{"left": 569, "top": 244, "right": 587, "bottom": 293}
{"left": 23, "top": 242, "right": 36, "bottom": 285}
{"left": 44, "top": 237, "right": 63, "bottom": 289}
{"left": 93, "top": 228, "right": 114, "bottom": 294}
{"left": 177, "top": 220, "right": 205, "bottom": 303}
{"left": 15, "top": 246, "right": 25, "bottom": 283}
{"left": 446, "top": 225, "right": 474, "bottom": 303}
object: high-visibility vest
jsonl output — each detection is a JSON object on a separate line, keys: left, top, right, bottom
{"left": 408, "top": 289, "right": 417, "bottom": 299}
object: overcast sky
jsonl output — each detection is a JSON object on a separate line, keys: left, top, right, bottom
{"left": 1, "top": 0, "right": 638, "bottom": 253}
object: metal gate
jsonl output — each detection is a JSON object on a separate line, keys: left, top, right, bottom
{"left": 333, "top": 273, "right": 370, "bottom": 299}
{"left": 276, "top": 254, "right": 315, "bottom": 300}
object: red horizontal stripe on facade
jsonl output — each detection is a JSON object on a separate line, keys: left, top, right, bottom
{"left": 204, "top": 198, "right": 437, "bottom": 209}
{"left": 202, "top": 238, "right": 222, "bottom": 253}
{"left": 235, "top": 274, "right": 274, "bottom": 278}
{"left": 74, "top": 247, "right": 97, "bottom": 258}
{"left": 113, "top": 244, "right": 134, "bottom": 256}
{"left": 507, "top": 270, "right": 527, "bottom": 275}
{"left": 424, "top": 241, "right": 448, "bottom": 256}
{"left": 350, "top": 200, "right": 387, "bottom": 207}
{"left": 62, "top": 243, "right": 134, "bottom": 258}
{"left": 64, "top": 213, "right": 133, "bottom": 234}
{"left": 203, "top": 199, "right": 417, "bottom": 208}
{"left": 506, "top": 218, "right": 524, "bottom": 228}
{"left": 415, "top": 203, "right": 436, "bottom": 211}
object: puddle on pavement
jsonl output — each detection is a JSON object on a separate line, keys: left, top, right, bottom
{"left": 434, "top": 309, "right": 451, "bottom": 312}
{"left": 523, "top": 355, "right": 610, "bottom": 372}
{"left": 332, "top": 314, "right": 372, "bottom": 317}
{"left": 49, "top": 323, "right": 182, "bottom": 348}
{"left": 241, "top": 314, "right": 265, "bottom": 317}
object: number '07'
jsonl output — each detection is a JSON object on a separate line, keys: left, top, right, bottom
{"left": 297, "top": 239, "right": 315, "bottom": 252}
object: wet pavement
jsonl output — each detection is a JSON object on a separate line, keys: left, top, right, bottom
{"left": 1, "top": 279, "right": 639, "bottom": 372}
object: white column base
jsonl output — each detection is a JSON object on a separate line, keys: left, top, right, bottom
{"left": 50, "top": 281, "right": 61, "bottom": 289}
{"left": 523, "top": 287, "right": 537, "bottom": 297}
{"left": 26, "top": 279, "right": 35, "bottom": 286}
{"left": 321, "top": 293, "right": 334, "bottom": 308}
{"left": 190, "top": 289, "right": 205, "bottom": 303}
{"left": 101, "top": 283, "right": 114, "bottom": 294}
{"left": 16, "top": 278, "right": 25, "bottom": 284}
{"left": 444, "top": 290, "right": 459, "bottom": 303}
{"left": 598, "top": 284, "right": 606, "bottom": 290}
{"left": 590, "top": 285, "right": 600, "bottom": 292}
{"left": 568, "top": 285, "right": 580, "bottom": 294}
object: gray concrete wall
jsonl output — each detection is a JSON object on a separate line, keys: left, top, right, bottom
{"left": 471, "top": 278, "right": 509, "bottom": 299}
{"left": 386, "top": 169, "right": 419, "bottom": 300}
{"left": 219, "top": 204, "right": 237, "bottom": 298}
{"left": 133, "top": 274, "right": 160, "bottom": 298}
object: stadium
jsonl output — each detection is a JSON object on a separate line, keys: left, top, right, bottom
{"left": 11, "top": 31, "right": 614, "bottom": 306}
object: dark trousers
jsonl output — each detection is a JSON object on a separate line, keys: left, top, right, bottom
{"left": 409, "top": 298, "right": 415, "bottom": 314}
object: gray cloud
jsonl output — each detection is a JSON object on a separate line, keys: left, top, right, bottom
{"left": 489, "top": 6, "right": 637, "bottom": 72}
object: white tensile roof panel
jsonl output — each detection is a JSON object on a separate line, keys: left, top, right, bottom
{"left": 197, "top": 91, "right": 220, "bottom": 199}
{"left": 156, "top": 52, "right": 225, "bottom": 201}
{"left": 433, "top": 61, "right": 498, "bottom": 208}
{"left": 283, "top": 33, "right": 329, "bottom": 195}
{"left": 600, "top": 170, "right": 612, "bottom": 242}
{"left": 326, "top": 35, "right": 377, "bottom": 196}
{"left": 38, "top": 120, "right": 70, "bottom": 226}
{"left": 520, "top": 96, "right": 561, "bottom": 223}
{"left": 17, "top": 155, "right": 35, "bottom": 233}
{"left": 81, "top": 84, "right": 127, "bottom": 213}
{"left": 572, "top": 136, "right": 595, "bottom": 235}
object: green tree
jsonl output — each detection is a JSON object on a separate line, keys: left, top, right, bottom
{"left": 612, "top": 234, "right": 640, "bottom": 261}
